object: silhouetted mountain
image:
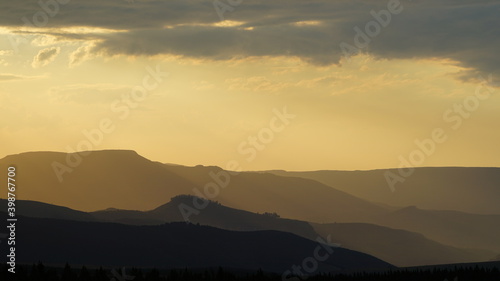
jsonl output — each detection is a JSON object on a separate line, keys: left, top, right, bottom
{"left": 0, "top": 150, "right": 387, "bottom": 222}
{"left": 373, "top": 206, "right": 500, "bottom": 253}
{"left": 1, "top": 212, "right": 392, "bottom": 272}
{"left": 91, "top": 207, "right": 164, "bottom": 225}
{"left": 6, "top": 197, "right": 496, "bottom": 267}
{"left": 268, "top": 167, "right": 500, "bottom": 215}
{"left": 93, "top": 195, "right": 320, "bottom": 240}
{"left": 0, "top": 198, "right": 95, "bottom": 222}
{"left": 0, "top": 150, "right": 196, "bottom": 212}
{"left": 155, "top": 195, "right": 320, "bottom": 239}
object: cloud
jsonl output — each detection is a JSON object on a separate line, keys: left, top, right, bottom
{"left": 0, "top": 0, "right": 498, "bottom": 80}
{"left": 32, "top": 47, "right": 60, "bottom": 68}
{"left": 90, "top": 25, "right": 344, "bottom": 65}
{"left": 31, "top": 35, "right": 58, "bottom": 46}
{"left": 69, "top": 43, "right": 95, "bottom": 67}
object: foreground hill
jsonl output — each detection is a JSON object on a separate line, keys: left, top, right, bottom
{"left": 268, "top": 167, "right": 500, "bottom": 215}
{"left": 3, "top": 197, "right": 495, "bottom": 267}
{"left": 1, "top": 213, "right": 392, "bottom": 272}
{"left": 0, "top": 150, "right": 386, "bottom": 222}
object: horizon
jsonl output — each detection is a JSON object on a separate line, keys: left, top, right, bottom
{"left": 2, "top": 149, "right": 500, "bottom": 172}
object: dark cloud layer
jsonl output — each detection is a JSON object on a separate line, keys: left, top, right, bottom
{"left": 1, "top": 0, "right": 499, "bottom": 79}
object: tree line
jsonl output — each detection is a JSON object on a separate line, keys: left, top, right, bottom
{"left": 1, "top": 262, "right": 499, "bottom": 281}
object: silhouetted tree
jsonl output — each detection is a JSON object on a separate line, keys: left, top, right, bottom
{"left": 130, "top": 267, "right": 144, "bottom": 281}
{"left": 263, "top": 212, "right": 280, "bottom": 218}
{"left": 62, "top": 263, "right": 76, "bottom": 281}
{"left": 79, "top": 266, "right": 92, "bottom": 281}
{"left": 145, "top": 268, "right": 161, "bottom": 281}
{"left": 92, "top": 267, "right": 108, "bottom": 281}
{"left": 29, "top": 262, "right": 46, "bottom": 281}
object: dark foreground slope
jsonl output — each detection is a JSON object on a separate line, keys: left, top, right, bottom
{"left": 2, "top": 213, "right": 392, "bottom": 273}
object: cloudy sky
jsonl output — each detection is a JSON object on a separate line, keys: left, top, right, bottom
{"left": 0, "top": 0, "right": 499, "bottom": 170}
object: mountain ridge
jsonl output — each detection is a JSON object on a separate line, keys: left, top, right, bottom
{"left": 2, "top": 196, "right": 497, "bottom": 267}
{"left": 0, "top": 150, "right": 387, "bottom": 222}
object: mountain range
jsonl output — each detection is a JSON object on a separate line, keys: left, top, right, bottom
{"left": 0, "top": 150, "right": 499, "bottom": 270}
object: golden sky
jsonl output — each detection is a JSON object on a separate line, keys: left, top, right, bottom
{"left": 0, "top": 0, "right": 499, "bottom": 170}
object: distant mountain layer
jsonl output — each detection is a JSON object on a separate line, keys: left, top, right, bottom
{"left": 1, "top": 212, "right": 392, "bottom": 272}
{"left": 311, "top": 223, "right": 494, "bottom": 267}
{"left": 267, "top": 167, "right": 500, "bottom": 215}
{"left": 0, "top": 150, "right": 387, "bottom": 222}
{"left": 2, "top": 197, "right": 497, "bottom": 267}
{"left": 373, "top": 206, "right": 500, "bottom": 253}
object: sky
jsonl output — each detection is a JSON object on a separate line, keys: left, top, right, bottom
{"left": 0, "top": 0, "right": 499, "bottom": 171}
